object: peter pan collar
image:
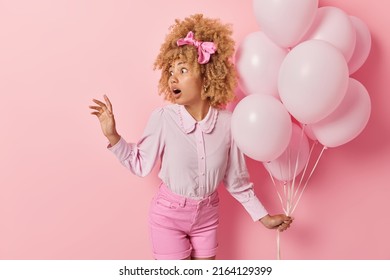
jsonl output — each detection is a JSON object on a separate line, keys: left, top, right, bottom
{"left": 177, "top": 104, "right": 218, "bottom": 134}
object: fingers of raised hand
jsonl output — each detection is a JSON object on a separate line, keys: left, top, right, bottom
{"left": 92, "top": 98, "right": 107, "bottom": 108}
{"left": 89, "top": 105, "right": 103, "bottom": 116}
{"left": 90, "top": 98, "right": 113, "bottom": 117}
{"left": 103, "top": 95, "right": 113, "bottom": 113}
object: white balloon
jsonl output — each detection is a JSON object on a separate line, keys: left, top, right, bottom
{"left": 235, "top": 32, "right": 287, "bottom": 97}
{"left": 348, "top": 16, "right": 371, "bottom": 74}
{"left": 311, "top": 78, "right": 371, "bottom": 147}
{"left": 301, "top": 6, "right": 356, "bottom": 61}
{"left": 278, "top": 40, "right": 349, "bottom": 124}
{"left": 253, "top": 0, "right": 318, "bottom": 48}
{"left": 264, "top": 123, "right": 310, "bottom": 181}
{"left": 231, "top": 95, "right": 292, "bottom": 162}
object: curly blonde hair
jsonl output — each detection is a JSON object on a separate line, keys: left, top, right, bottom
{"left": 154, "top": 14, "right": 237, "bottom": 108}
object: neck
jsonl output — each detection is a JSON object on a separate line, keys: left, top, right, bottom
{"left": 184, "top": 101, "right": 210, "bottom": 121}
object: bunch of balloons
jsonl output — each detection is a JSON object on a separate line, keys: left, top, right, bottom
{"left": 232, "top": 0, "right": 371, "bottom": 218}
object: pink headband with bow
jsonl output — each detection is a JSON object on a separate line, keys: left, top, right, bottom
{"left": 177, "top": 31, "right": 217, "bottom": 64}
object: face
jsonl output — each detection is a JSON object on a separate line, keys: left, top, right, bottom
{"left": 168, "top": 59, "right": 205, "bottom": 107}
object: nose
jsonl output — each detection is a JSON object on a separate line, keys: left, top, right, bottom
{"left": 170, "top": 74, "right": 178, "bottom": 84}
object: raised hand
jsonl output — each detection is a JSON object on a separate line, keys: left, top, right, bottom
{"left": 89, "top": 95, "right": 120, "bottom": 146}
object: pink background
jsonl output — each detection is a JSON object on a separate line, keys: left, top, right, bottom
{"left": 0, "top": 0, "right": 389, "bottom": 260}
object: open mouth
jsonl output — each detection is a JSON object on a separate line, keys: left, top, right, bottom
{"left": 173, "top": 89, "right": 181, "bottom": 95}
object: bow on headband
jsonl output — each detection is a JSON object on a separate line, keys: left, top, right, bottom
{"left": 177, "top": 31, "right": 217, "bottom": 64}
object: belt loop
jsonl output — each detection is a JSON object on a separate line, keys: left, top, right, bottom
{"left": 207, "top": 195, "right": 212, "bottom": 206}
{"left": 180, "top": 196, "right": 187, "bottom": 207}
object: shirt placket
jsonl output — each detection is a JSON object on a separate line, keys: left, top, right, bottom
{"left": 194, "top": 124, "right": 206, "bottom": 198}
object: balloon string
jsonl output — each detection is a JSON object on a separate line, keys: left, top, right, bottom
{"left": 266, "top": 167, "right": 287, "bottom": 214}
{"left": 267, "top": 170, "right": 287, "bottom": 260}
{"left": 284, "top": 181, "right": 292, "bottom": 216}
{"left": 276, "top": 230, "right": 281, "bottom": 260}
{"left": 289, "top": 124, "right": 306, "bottom": 214}
{"left": 294, "top": 124, "right": 306, "bottom": 183}
{"left": 294, "top": 140, "right": 318, "bottom": 200}
{"left": 287, "top": 153, "right": 292, "bottom": 214}
{"left": 268, "top": 129, "right": 325, "bottom": 260}
{"left": 291, "top": 145, "right": 327, "bottom": 215}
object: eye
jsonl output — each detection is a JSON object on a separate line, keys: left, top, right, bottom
{"left": 180, "top": 68, "right": 188, "bottom": 74}
{"left": 169, "top": 71, "right": 174, "bottom": 76}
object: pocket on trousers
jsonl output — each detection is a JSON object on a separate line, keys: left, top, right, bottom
{"left": 155, "top": 196, "right": 178, "bottom": 210}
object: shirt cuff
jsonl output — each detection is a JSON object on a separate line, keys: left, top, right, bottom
{"left": 241, "top": 196, "right": 268, "bottom": 222}
{"left": 107, "top": 137, "right": 134, "bottom": 162}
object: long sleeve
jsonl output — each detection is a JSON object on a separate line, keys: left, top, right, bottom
{"left": 108, "top": 108, "right": 165, "bottom": 177}
{"left": 223, "top": 138, "right": 268, "bottom": 221}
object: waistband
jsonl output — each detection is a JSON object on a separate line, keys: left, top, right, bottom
{"left": 158, "top": 183, "right": 218, "bottom": 207}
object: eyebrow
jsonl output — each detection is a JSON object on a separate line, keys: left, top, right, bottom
{"left": 169, "top": 61, "right": 187, "bottom": 69}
